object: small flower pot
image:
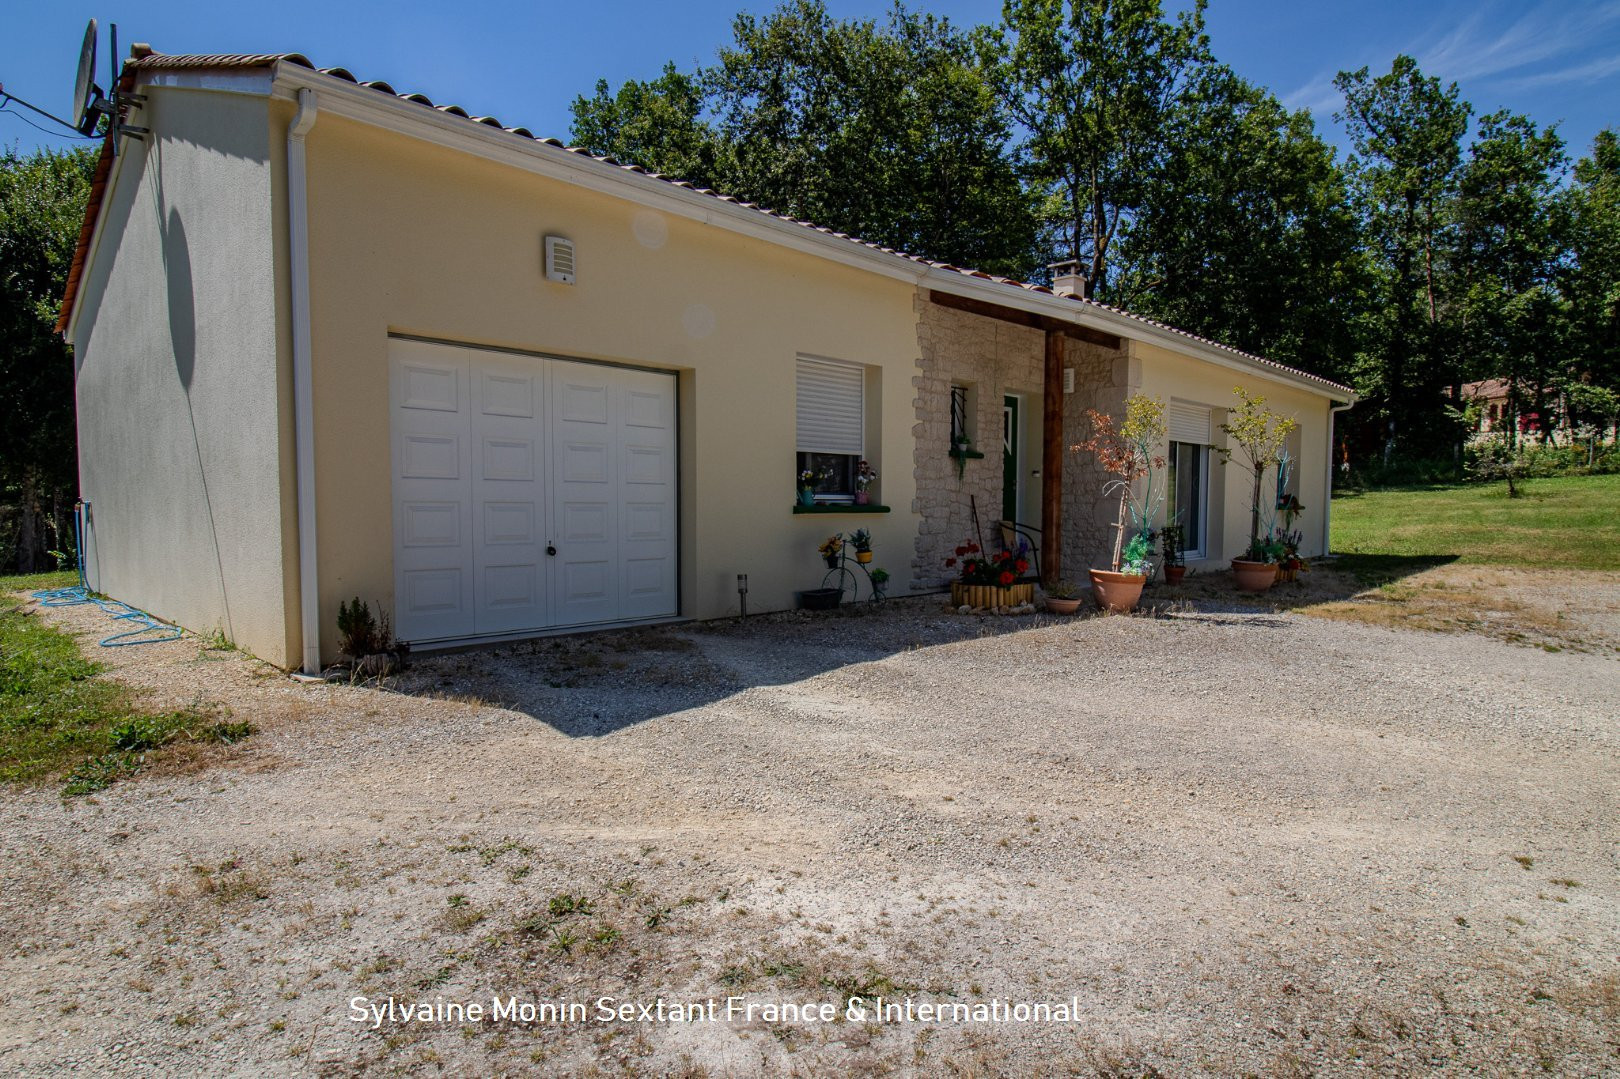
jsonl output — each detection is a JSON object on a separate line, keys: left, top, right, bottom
{"left": 1088, "top": 569, "right": 1146, "bottom": 613}
{"left": 797, "top": 588, "right": 843, "bottom": 611}
{"left": 856, "top": 550, "right": 873, "bottom": 564}
{"left": 1044, "top": 596, "right": 1083, "bottom": 615}
{"left": 1231, "top": 559, "right": 1277, "bottom": 593}
{"left": 1164, "top": 565, "right": 1186, "bottom": 585}
{"left": 823, "top": 554, "right": 840, "bottom": 570}
{"left": 854, "top": 491, "right": 870, "bottom": 505}
{"left": 798, "top": 488, "right": 816, "bottom": 507}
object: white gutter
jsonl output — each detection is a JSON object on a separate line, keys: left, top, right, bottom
{"left": 288, "top": 87, "right": 321, "bottom": 674}
{"left": 1323, "top": 400, "right": 1355, "bottom": 557}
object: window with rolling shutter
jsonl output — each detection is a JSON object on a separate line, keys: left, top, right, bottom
{"left": 796, "top": 358, "right": 865, "bottom": 501}
{"left": 1168, "top": 402, "right": 1212, "bottom": 445}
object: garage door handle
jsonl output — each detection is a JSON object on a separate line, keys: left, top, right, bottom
{"left": 546, "top": 543, "right": 557, "bottom": 557}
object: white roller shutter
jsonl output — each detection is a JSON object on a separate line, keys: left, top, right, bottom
{"left": 796, "top": 357, "right": 864, "bottom": 455}
{"left": 1169, "top": 402, "right": 1212, "bottom": 445}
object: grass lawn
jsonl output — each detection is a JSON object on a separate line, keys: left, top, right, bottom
{"left": 1331, "top": 473, "right": 1620, "bottom": 571}
{"left": 0, "top": 572, "right": 251, "bottom": 795}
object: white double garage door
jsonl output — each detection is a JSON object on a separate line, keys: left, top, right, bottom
{"left": 389, "top": 337, "right": 677, "bottom": 644}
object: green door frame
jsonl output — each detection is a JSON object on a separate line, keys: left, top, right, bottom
{"left": 1002, "top": 395, "right": 1020, "bottom": 523}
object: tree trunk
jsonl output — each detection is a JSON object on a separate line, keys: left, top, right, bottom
{"left": 1249, "top": 463, "right": 1263, "bottom": 554}
{"left": 15, "top": 474, "right": 38, "bottom": 574}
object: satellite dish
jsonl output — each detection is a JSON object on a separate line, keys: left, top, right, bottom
{"left": 72, "top": 19, "right": 103, "bottom": 136}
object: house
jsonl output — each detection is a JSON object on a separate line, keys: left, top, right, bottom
{"left": 58, "top": 48, "right": 1356, "bottom": 673}
{"left": 1461, "top": 378, "right": 1563, "bottom": 441}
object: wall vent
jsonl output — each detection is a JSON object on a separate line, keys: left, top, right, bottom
{"left": 544, "top": 235, "right": 576, "bottom": 284}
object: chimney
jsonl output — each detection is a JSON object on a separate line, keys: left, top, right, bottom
{"left": 1048, "top": 260, "right": 1088, "bottom": 299}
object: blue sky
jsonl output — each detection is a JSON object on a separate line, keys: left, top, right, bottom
{"left": 3, "top": 0, "right": 1617, "bottom": 166}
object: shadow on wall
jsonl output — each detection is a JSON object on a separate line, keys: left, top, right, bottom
{"left": 164, "top": 206, "right": 196, "bottom": 390}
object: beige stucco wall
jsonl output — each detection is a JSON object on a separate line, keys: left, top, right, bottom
{"left": 1135, "top": 341, "right": 1333, "bottom": 564}
{"left": 72, "top": 86, "right": 294, "bottom": 664}
{"left": 293, "top": 108, "right": 922, "bottom": 658}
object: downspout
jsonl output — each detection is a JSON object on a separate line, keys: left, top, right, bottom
{"left": 288, "top": 88, "right": 320, "bottom": 674}
{"left": 1323, "top": 399, "right": 1354, "bottom": 557}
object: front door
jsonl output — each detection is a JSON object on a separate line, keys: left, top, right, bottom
{"left": 1002, "top": 395, "right": 1020, "bottom": 523}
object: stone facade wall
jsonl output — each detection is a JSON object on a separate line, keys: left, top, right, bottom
{"left": 910, "top": 291, "right": 1133, "bottom": 590}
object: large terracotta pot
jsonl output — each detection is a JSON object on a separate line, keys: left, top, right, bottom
{"left": 1088, "top": 569, "right": 1146, "bottom": 613}
{"left": 951, "top": 581, "right": 1035, "bottom": 608}
{"left": 1231, "top": 559, "right": 1277, "bottom": 593}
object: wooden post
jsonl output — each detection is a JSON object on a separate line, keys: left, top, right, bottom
{"left": 1042, "top": 329, "right": 1064, "bottom": 585}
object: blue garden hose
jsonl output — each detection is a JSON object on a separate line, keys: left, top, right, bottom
{"left": 31, "top": 502, "right": 183, "bottom": 647}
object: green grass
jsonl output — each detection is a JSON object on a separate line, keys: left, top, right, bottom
{"left": 1331, "top": 474, "right": 1620, "bottom": 572}
{"left": 0, "top": 576, "right": 249, "bottom": 795}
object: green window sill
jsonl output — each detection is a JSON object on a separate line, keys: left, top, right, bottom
{"left": 792, "top": 503, "right": 892, "bottom": 514}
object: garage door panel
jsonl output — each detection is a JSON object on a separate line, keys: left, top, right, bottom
{"left": 401, "top": 568, "right": 466, "bottom": 616}
{"left": 479, "top": 372, "right": 534, "bottom": 417}
{"left": 481, "top": 438, "right": 535, "bottom": 482}
{"left": 559, "top": 441, "right": 609, "bottom": 484}
{"left": 483, "top": 563, "right": 538, "bottom": 610}
{"left": 560, "top": 380, "right": 609, "bottom": 424}
{"left": 401, "top": 501, "right": 461, "bottom": 548}
{"left": 400, "top": 435, "right": 460, "bottom": 480}
{"left": 482, "top": 502, "right": 535, "bottom": 545}
{"left": 624, "top": 388, "right": 668, "bottom": 428}
{"left": 400, "top": 363, "right": 460, "bottom": 411}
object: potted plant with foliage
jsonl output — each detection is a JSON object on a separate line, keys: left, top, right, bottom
{"left": 1042, "top": 578, "right": 1083, "bottom": 615}
{"left": 1274, "top": 486, "right": 1306, "bottom": 582}
{"left": 1074, "top": 395, "right": 1166, "bottom": 613}
{"left": 817, "top": 534, "right": 844, "bottom": 569}
{"left": 1218, "top": 388, "right": 1298, "bottom": 593}
{"left": 337, "top": 597, "right": 405, "bottom": 677}
{"left": 854, "top": 460, "right": 878, "bottom": 505}
{"left": 869, "top": 567, "right": 890, "bottom": 597}
{"left": 851, "top": 528, "right": 874, "bottom": 563}
{"left": 1158, "top": 524, "right": 1186, "bottom": 585}
{"left": 944, "top": 539, "right": 1034, "bottom": 609}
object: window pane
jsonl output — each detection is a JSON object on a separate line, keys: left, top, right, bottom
{"left": 798, "top": 452, "right": 857, "bottom": 500}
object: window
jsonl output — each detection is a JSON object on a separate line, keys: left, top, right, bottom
{"left": 796, "top": 357, "right": 865, "bottom": 502}
{"left": 950, "top": 384, "right": 970, "bottom": 451}
{"left": 1167, "top": 403, "right": 1212, "bottom": 559}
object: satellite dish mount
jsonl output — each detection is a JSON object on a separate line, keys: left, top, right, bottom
{"left": 72, "top": 19, "right": 147, "bottom": 147}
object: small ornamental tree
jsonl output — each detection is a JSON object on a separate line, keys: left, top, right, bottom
{"left": 1074, "top": 395, "right": 1167, "bottom": 574}
{"left": 1218, "top": 388, "right": 1298, "bottom": 558}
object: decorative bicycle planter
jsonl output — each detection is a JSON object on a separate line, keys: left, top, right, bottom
{"left": 803, "top": 531, "right": 887, "bottom": 608}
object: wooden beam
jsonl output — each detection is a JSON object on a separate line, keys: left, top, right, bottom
{"left": 1042, "top": 328, "right": 1064, "bottom": 586}
{"left": 928, "top": 289, "right": 1122, "bottom": 350}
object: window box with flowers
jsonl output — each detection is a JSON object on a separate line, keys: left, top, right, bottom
{"left": 944, "top": 539, "right": 1034, "bottom": 609}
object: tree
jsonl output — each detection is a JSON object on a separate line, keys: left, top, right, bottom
{"left": 991, "top": 0, "right": 1210, "bottom": 296}
{"left": 1564, "top": 130, "right": 1620, "bottom": 403}
{"left": 570, "top": 2, "right": 1038, "bottom": 276}
{"left": 0, "top": 144, "right": 96, "bottom": 572}
{"left": 1217, "top": 388, "right": 1297, "bottom": 557}
{"left": 1335, "top": 56, "right": 1471, "bottom": 462}
{"left": 1111, "top": 64, "right": 1365, "bottom": 382}
{"left": 1453, "top": 111, "right": 1569, "bottom": 446}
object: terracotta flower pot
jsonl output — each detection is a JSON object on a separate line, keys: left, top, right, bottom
{"left": 1044, "top": 596, "right": 1083, "bottom": 615}
{"left": 1088, "top": 569, "right": 1146, "bottom": 613}
{"left": 1231, "top": 559, "right": 1277, "bottom": 593}
{"left": 1164, "top": 565, "right": 1186, "bottom": 585}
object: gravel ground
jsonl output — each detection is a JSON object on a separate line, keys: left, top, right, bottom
{"left": 1, "top": 588, "right": 1617, "bottom": 1076}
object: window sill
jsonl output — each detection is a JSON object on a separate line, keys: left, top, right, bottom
{"left": 792, "top": 503, "right": 892, "bottom": 514}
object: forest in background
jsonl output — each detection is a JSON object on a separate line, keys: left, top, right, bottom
{"left": 3, "top": 0, "right": 1617, "bottom": 570}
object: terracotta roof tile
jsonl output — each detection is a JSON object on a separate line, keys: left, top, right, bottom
{"left": 55, "top": 50, "right": 1355, "bottom": 397}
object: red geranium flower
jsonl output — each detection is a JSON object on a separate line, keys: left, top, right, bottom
{"left": 998, "top": 570, "right": 1015, "bottom": 586}
{"left": 945, "top": 557, "right": 956, "bottom": 568}
{"left": 1014, "top": 559, "right": 1029, "bottom": 573}
{"left": 954, "top": 545, "right": 968, "bottom": 557}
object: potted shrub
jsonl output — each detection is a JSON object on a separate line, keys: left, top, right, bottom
{"left": 1218, "top": 388, "right": 1297, "bottom": 593}
{"left": 337, "top": 597, "right": 405, "bottom": 677}
{"left": 1275, "top": 488, "right": 1306, "bottom": 582}
{"left": 1073, "top": 395, "right": 1167, "bottom": 613}
{"left": 1159, "top": 524, "right": 1186, "bottom": 585}
{"left": 869, "top": 567, "right": 890, "bottom": 598}
{"left": 851, "top": 528, "right": 874, "bottom": 563}
{"left": 944, "top": 538, "right": 1034, "bottom": 609}
{"left": 1042, "top": 578, "right": 1083, "bottom": 615}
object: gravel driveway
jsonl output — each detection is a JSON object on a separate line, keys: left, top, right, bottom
{"left": 2, "top": 593, "right": 1616, "bottom": 1075}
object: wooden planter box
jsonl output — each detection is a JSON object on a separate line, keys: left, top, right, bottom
{"left": 951, "top": 581, "right": 1034, "bottom": 608}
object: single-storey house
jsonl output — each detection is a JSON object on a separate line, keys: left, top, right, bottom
{"left": 59, "top": 47, "right": 1356, "bottom": 673}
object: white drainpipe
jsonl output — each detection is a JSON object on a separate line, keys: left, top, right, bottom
{"left": 1323, "top": 399, "right": 1355, "bottom": 557}
{"left": 288, "top": 88, "right": 321, "bottom": 673}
